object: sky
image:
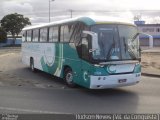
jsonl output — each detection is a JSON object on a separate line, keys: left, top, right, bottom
{"left": 1, "top": 0, "right": 160, "bottom": 25}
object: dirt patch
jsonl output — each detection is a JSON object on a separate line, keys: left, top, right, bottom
{"left": 141, "top": 52, "right": 160, "bottom": 75}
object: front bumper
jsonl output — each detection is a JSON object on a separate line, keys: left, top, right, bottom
{"left": 90, "top": 73, "right": 141, "bottom": 89}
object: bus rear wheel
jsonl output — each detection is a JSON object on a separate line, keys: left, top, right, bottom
{"left": 64, "top": 68, "right": 76, "bottom": 88}
{"left": 30, "top": 58, "right": 35, "bottom": 72}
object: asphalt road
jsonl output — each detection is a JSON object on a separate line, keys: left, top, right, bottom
{"left": 0, "top": 48, "right": 160, "bottom": 114}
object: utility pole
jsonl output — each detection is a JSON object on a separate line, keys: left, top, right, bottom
{"left": 69, "top": 9, "right": 73, "bottom": 18}
{"left": 49, "top": 0, "right": 55, "bottom": 22}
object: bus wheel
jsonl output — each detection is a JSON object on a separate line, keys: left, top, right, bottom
{"left": 64, "top": 68, "right": 76, "bottom": 88}
{"left": 30, "top": 58, "right": 35, "bottom": 72}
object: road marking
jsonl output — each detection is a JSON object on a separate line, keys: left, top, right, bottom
{"left": 0, "top": 53, "right": 15, "bottom": 57}
{"left": 0, "top": 106, "right": 69, "bottom": 114}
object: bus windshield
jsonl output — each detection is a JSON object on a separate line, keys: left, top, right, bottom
{"left": 91, "top": 24, "right": 140, "bottom": 61}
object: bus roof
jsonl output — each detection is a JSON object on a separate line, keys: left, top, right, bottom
{"left": 23, "top": 16, "right": 135, "bottom": 31}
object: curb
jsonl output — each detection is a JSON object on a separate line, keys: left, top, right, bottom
{"left": 142, "top": 73, "right": 160, "bottom": 78}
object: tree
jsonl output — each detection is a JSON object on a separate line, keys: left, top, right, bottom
{"left": 0, "top": 13, "right": 31, "bottom": 44}
{"left": 0, "top": 27, "right": 7, "bottom": 43}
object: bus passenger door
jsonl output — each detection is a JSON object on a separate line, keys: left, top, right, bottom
{"left": 80, "top": 36, "right": 91, "bottom": 87}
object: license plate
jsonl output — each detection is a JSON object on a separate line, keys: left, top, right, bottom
{"left": 118, "top": 79, "right": 127, "bottom": 83}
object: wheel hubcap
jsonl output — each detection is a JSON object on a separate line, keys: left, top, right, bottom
{"left": 66, "top": 72, "right": 73, "bottom": 84}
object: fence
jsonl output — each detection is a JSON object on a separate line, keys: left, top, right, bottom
{"left": 0, "top": 38, "right": 22, "bottom": 47}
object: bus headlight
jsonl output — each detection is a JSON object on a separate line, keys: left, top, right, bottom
{"left": 98, "top": 77, "right": 101, "bottom": 80}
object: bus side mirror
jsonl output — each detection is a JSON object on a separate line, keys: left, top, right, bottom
{"left": 81, "top": 32, "right": 88, "bottom": 39}
{"left": 82, "top": 31, "right": 99, "bottom": 51}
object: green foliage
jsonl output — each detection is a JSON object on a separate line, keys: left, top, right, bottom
{"left": 0, "top": 27, "right": 7, "bottom": 43}
{"left": 0, "top": 13, "right": 31, "bottom": 39}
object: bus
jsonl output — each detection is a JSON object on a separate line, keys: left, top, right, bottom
{"left": 22, "top": 16, "right": 142, "bottom": 89}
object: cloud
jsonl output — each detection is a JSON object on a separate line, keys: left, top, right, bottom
{"left": 1, "top": 0, "right": 160, "bottom": 24}
{"left": 2, "top": 1, "right": 33, "bottom": 15}
{"left": 142, "top": 16, "right": 160, "bottom": 24}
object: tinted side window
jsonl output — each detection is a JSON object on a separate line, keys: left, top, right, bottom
{"left": 70, "top": 22, "right": 88, "bottom": 45}
{"left": 32, "top": 29, "right": 39, "bottom": 42}
{"left": 60, "top": 26, "right": 63, "bottom": 42}
{"left": 22, "top": 31, "right": 26, "bottom": 42}
{"left": 63, "top": 25, "right": 70, "bottom": 42}
{"left": 40, "top": 28, "right": 48, "bottom": 42}
{"left": 68, "top": 23, "right": 76, "bottom": 42}
{"left": 49, "top": 26, "right": 58, "bottom": 42}
{"left": 27, "top": 30, "right": 32, "bottom": 42}
{"left": 60, "top": 25, "right": 69, "bottom": 42}
{"left": 81, "top": 37, "right": 90, "bottom": 60}
{"left": 60, "top": 24, "right": 76, "bottom": 43}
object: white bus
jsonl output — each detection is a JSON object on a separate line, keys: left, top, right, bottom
{"left": 22, "top": 16, "right": 142, "bottom": 89}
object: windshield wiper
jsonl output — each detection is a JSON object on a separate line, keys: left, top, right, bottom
{"left": 128, "top": 46, "right": 137, "bottom": 60}
{"left": 131, "top": 33, "right": 139, "bottom": 42}
{"left": 123, "top": 37, "right": 137, "bottom": 60}
{"left": 106, "top": 34, "right": 116, "bottom": 61}
{"left": 106, "top": 42, "right": 115, "bottom": 61}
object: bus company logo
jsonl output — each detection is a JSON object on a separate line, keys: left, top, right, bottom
{"left": 106, "top": 65, "right": 116, "bottom": 74}
{"left": 43, "top": 46, "right": 55, "bottom": 67}
{"left": 83, "top": 71, "right": 88, "bottom": 82}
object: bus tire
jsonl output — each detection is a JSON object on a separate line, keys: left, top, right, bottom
{"left": 64, "top": 68, "right": 76, "bottom": 88}
{"left": 30, "top": 58, "right": 35, "bottom": 72}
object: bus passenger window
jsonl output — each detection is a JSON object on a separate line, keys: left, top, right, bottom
{"left": 81, "top": 37, "right": 89, "bottom": 60}
{"left": 26, "top": 30, "right": 32, "bottom": 42}
{"left": 40, "top": 28, "right": 48, "bottom": 42}
{"left": 73, "top": 23, "right": 82, "bottom": 45}
{"left": 32, "top": 29, "right": 39, "bottom": 42}
{"left": 68, "top": 23, "right": 76, "bottom": 43}
{"left": 70, "top": 22, "right": 88, "bottom": 45}
{"left": 49, "top": 26, "right": 58, "bottom": 42}
{"left": 22, "top": 31, "right": 26, "bottom": 42}
{"left": 60, "top": 25, "right": 70, "bottom": 42}
{"left": 63, "top": 25, "right": 70, "bottom": 42}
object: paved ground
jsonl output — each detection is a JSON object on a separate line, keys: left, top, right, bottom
{"left": 0, "top": 47, "right": 159, "bottom": 114}
{"left": 0, "top": 76, "right": 159, "bottom": 114}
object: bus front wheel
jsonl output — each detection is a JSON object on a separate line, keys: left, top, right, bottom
{"left": 64, "top": 68, "right": 76, "bottom": 88}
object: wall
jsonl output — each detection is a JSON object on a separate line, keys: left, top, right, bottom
{"left": 137, "top": 24, "right": 160, "bottom": 46}
{"left": 0, "top": 38, "right": 22, "bottom": 47}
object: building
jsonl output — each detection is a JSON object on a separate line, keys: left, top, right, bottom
{"left": 135, "top": 21, "right": 160, "bottom": 46}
